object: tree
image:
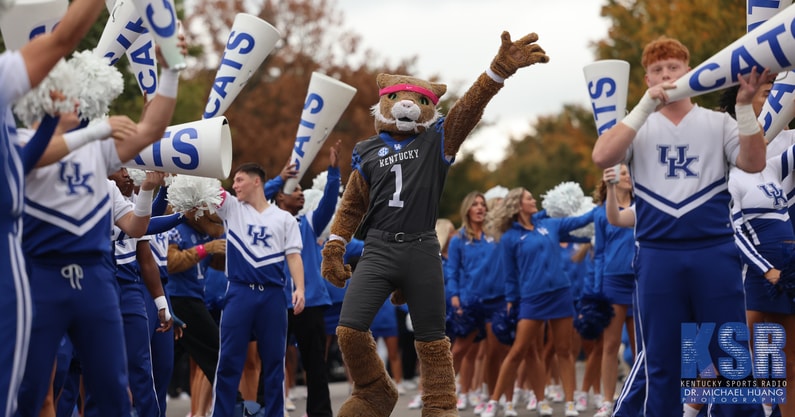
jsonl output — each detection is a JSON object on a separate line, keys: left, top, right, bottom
{"left": 593, "top": 0, "right": 746, "bottom": 110}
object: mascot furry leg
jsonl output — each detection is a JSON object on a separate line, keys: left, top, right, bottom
{"left": 416, "top": 338, "right": 457, "bottom": 417}
{"left": 336, "top": 326, "right": 398, "bottom": 416}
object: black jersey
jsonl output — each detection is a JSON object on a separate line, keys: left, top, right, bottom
{"left": 353, "top": 119, "right": 452, "bottom": 237}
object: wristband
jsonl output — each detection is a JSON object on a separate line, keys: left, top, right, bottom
{"left": 329, "top": 234, "right": 348, "bottom": 246}
{"left": 621, "top": 92, "right": 658, "bottom": 132}
{"left": 154, "top": 296, "right": 172, "bottom": 323}
{"left": 134, "top": 189, "right": 153, "bottom": 217}
{"left": 736, "top": 103, "right": 762, "bottom": 136}
{"left": 485, "top": 67, "right": 505, "bottom": 84}
{"left": 195, "top": 244, "right": 208, "bottom": 259}
{"left": 63, "top": 120, "right": 112, "bottom": 152}
{"left": 157, "top": 69, "right": 180, "bottom": 99}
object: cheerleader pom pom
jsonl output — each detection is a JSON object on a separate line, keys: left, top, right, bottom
{"left": 13, "top": 58, "right": 80, "bottom": 128}
{"left": 69, "top": 50, "right": 124, "bottom": 122}
{"left": 311, "top": 170, "right": 328, "bottom": 191}
{"left": 568, "top": 196, "right": 597, "bottom": 239}
{"left": 167, "top": 175, "right": 223, "bottom": 218}
{"left": 574, "top": 292, "right": 615, "bottom": 340}
{"left": 445, "top": 305, "right": 481, "bottom": 339}
{"left": 298, "top": 189, "right": 323, "bottom": 217}
{"left": 492, "top": 306, "right": 519, "bottom": 346}
{"left": 127, "top": 168, "right": 148, "bottom": 187}
{"left": 542, "top": 182, "right": 586, "bottom": 218}
{"left": 484, "top": 185, "right": 509, "bottom": 202}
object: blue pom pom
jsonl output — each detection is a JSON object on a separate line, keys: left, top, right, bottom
{"left": 445, "top": 301, "right": 485, "bottom": 338}
{"left": 573, "top": 293, "right": 615, "bottom": 340}
{"left": 492, "top": 306, "right": 519, "bottom": 346}
{"left": 768, "top": 247, "right": 795, "bottom": 301}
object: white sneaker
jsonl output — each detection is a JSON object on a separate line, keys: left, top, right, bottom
{"left": 511, "top": 387, "right": 523, "bottom": 407}
{"left": 285, "top": 398, "right": 296, "bottom": 412}
{"left": 474, "top": 401, "right": 486, "bottom": 415}
{"left": 574, "top": 391, "right": 588, "bottom": 412}
{"left": 481, "top": 400, "right": 499, "bottom": 417}
{"left": 408, "top": 394, "right": 423, "bottom": 409}
{"left": 504, "top": 402, "right": 519, "bottom": 417}
{"left": 457, "top": 393, "right": 468, "bottom": 410}
{"left": 594, "top": 401, "right": 613, "bottom": 417}
{"left": 565, "top": 401, "right": 579, "bottom": 416}
{"left": 469, "top": 391, "right": 481, "bottom": 407}
{"left": 538, "top": 400, "right": 554, "bottom": 416}
{"left": 526, "top": 391, "right": 538, "bottom": 410}
{"left": 592, "top": 394, "right": 604, "bottom": 410}
{"left": 550, "top": 385, "right": 564, "bottom": 403}
{"left": 396, "top": 381, "right": 407, "bottom": 395}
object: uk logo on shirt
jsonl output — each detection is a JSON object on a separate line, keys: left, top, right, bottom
{"left": 58, "top": 161, "right": 94, "bottom": 195}
{"left": 247, "top": 224, "right": 272, "bottom": 248}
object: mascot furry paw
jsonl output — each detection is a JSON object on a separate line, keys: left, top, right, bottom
{"left": 321, "top": 31, "right": 548, "bottom": 417}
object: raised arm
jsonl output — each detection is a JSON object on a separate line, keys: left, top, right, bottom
{"left": 603, "top": 168, "right": 635, "bottom": 228}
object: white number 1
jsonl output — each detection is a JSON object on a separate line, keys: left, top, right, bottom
{"left": 388, "top": 164, "right": 405, "bottom": 208}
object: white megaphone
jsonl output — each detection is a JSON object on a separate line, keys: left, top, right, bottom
{"left": 203, "top": 13, "right": 281, "bottom": 119}
{"left": 130, "top": 0, "right": 184, "bottom": 70}
{"left": 747, "top": 0, "right": 793, "bottom": 31}
{"left": 283, "top": 72, "right": 357, "bottom": 194}
{"left": 666, "top": 4, "right": 795, "bottom": 102}
{"left": 124, "top": 116, "right": 233, "bottom": 179}
{"left": 94, "top": 0, "right": 147, "bottom": 65}
{"left": 125, "top": 31, "right": 158, "bottom": 99}
{"left": 0, "top": 0, "right": 67, "bottom": 50}
{"left": 583, "top": 60, "right": 630, "bottom": 135}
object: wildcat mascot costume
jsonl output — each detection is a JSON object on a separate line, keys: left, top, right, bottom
{"left": 321, "top": 31, "right": 549, "bottom": 417}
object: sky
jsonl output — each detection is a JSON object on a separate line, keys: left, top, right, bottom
{"left": 334, "top": 0, "right": 612, "bottom": 167}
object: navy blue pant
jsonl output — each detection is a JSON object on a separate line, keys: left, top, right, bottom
{"left": 212, "top": 282, "right": 287, "bottom": 417}
{"left": 0, "top": 222, "right": 30, "bottom": 417}
{"left": 16, "top": 260, "right": 130, "bottom": 417}
{"left": 146, "top": 289, "right": 174, "bottom": 417}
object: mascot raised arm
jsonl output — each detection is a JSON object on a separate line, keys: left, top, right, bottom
{"left": 321, "top": 31, "right": 549, "bottom": 417}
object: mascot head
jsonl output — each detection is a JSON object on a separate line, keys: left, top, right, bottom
{"left": 372, "top": 73, "right": 447, "bottom": 137}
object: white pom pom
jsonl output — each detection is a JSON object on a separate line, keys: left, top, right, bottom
{"left": 13, "top": 58, "right": 80, "bottom": 128}
{"left": 484, "top": 185, "right": 509, "bottom": 202}
{"left": 311, "top": 170, "right": 328, "bottom": 191}
{"left": 167, "top": 175, "right": 223, "bottom": 217}
{"left": 299, "top": 189, "right": 323, "bottom": 217}
{"left": 69, "top": 50, "right": 124, "bottom": 121}
{"left": 541, "top": 182, "right": 585, "bottom": 218}
{"left": 568, "top": 197, "right": 596, "bottom": 238}
{"left": 127, "top": 168, "right": 147, "bottom": 187}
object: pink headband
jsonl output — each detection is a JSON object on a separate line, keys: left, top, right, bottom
{"left": 379, "top": 84, "right": 440, "bottom": 105}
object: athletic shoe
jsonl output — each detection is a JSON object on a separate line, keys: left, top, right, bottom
{"left": 504, "top": 402, "right": 519, "bottom": 417}
{"left": 408, "top": 394, "right": 423, "bottom": 409}
{"left": 457, "top": 393, "right": 468, "bottom": 410}
{"left": 474, "top": 401, "right": 486, "bottom": 415}
{"left": 401, "top": 379, "right": 418, "bottom": 390}
{"left": 550, "top": 385, "right": 564, "bottom": 403}
{"left": 594, "top": 401, "right": 613, "bottom": 417}
{"left": 396, "top": 381, "right": 407, "bottom": 395}
{"left": 470, "top": 391, "right": 482, "bottom": 408}
{"left": 565, "top": 401, "right": 579, "bottom": 416}
{"left": 526, "top": 391, "right": 538, "bottom": 410}
{"left": 285, "top": 398, "right": 296, "bottom": 412}
{"left": 511, "top": 387, "right": 523, "bottom": 407}
{"left": 574, "top": 390, "right": 588, "bottom": 412}
{"left": 538, "top": 400, "right": 554, "bottom": 416}
{"left": 481, "top": 400, "right": 499, "bottom": 417}
{"left": 592, "top": 394, "right": 604, "bottom": 410}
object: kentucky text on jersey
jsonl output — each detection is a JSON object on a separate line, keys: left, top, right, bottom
{"left": 378, "top": 148, "right": 420, "bottom": 168}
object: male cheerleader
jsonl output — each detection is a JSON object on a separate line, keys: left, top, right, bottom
{"left": 591, "top": 36, "right": 773, "bottom": 417}
{"left": 210, "top": 163, "right": 304, "bottom": 417}
{"left": 0, "top": 0, "right": 109, "bottom": 415}
{"left": 16, "top": 44, "right": 184, "bottom": 416}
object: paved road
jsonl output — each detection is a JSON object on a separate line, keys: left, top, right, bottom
{"left": 165, "top": 362, "right": 609, "bottom": 417}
